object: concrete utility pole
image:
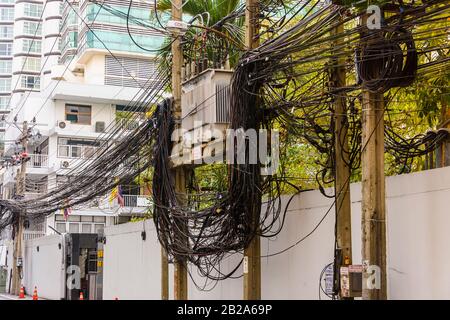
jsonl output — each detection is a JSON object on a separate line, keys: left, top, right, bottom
{"left": 243, "top": 0, "right": 261, "bottom": 300}
{"left": 11, "top": 121, "right": 28, "bottom": 295}
{"left": 331, "top": 6, "right": 353, "bottom": 298}
{"left": 360, "top": 15, "right": 387, "bottom": 300}
{"left": 171, "top": 0, "right": 188, "bottom": 300}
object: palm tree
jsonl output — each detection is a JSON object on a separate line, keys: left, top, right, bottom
{"left": 154, "top": 0, "right": 245, "bottom": 75}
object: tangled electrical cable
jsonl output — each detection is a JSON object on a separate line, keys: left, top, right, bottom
{"left": 154, "top": 0, "right": 450, "bottom": 287}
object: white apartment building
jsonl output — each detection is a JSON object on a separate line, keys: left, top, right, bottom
{"left": 0, "top": 0, "right": 164, "bottom": 237}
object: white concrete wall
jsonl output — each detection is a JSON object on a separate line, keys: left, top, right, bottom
{"left": 102, "top": 220, "right": 168, "bottom": 300}
{"left": 22, "top": 234, "right": 66, "bottom": 300}
{"left": 102, "top": 166, "right": 450, "bottom": 300}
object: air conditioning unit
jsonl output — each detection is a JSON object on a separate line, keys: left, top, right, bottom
{"left": 60, "top": 160, "right": 71, "bottom": 169}
{"left": 57, "top": 120, "right": 71, "bottom": 129}
{"left": 95, "top": 121, "right": 105, "bottom": 133}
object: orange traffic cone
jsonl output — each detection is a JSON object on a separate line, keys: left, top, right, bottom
{"left": 32, "top": 286, "right": 38, "bottom": 300}
{"left": 18, "top": 285, "right": 25, "bottom": 299}
{"left": 79, "top": 291, "right": 84, "bottom": 300}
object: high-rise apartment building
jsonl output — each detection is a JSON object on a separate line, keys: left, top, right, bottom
{"left": 0, "top": 0, "right": 165, "bottom": 236}
{"left": 0, "top": 0, "right": 163, "bottom": 152}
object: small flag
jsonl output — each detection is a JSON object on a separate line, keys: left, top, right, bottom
{"left": 109, "top": 186, "right": 118, "bottom": 204}
{"left": 62, "top": 199, "right": 72, "bottom": 221}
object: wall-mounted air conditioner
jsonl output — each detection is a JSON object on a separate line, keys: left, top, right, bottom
{"left": 57, "top": 120, "right": 71, "bottom": 130}
{"left": 60, "top": 160, "right": 71, "bottom": 169}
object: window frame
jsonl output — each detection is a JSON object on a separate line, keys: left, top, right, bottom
{"left": 20, "top": 75, "right": 40, "bottom": 90}
{"left": 0, "top": 60, "right": 12, "bottom": 73}
{"left": 23, "top": 3, "right": 43, "bottom": 18}
{"left": 0, "top": 26, "right": 13, "bottom": 39}
{"left": 0, "top": 43, "right": 12, "bottom": 56}
{"left": 23, "top": 21, "right": 42, "bottom": 36}
{"left": 0, "top": 78, "right": 11, "bottom": 92}
{"left": 22, "top": 39, "right": 41, "bottom": 53}
{"left": 65, "top": 104, "right": 92, "bottom": 125}
{"left": 0, "top": 8, "right": 14, "bottom": 21}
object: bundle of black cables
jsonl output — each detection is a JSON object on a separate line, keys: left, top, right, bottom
{"left": 356, "top": 26, "right": 418, "bottom": 92}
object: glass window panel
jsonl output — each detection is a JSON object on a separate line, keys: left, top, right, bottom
{"left": 94, "top": 224, "right": 104, "bottom": 233}
{"left": 0, "top": 26, "right": 13, "bottom": 38}
{"left": 69, "top": 223, "right": 79, "bottom": 233}
{"left": 93, "top": 216, "right": 106, "bottom": 223}
{"left": 58, "top": 145, "right": 69, "bottom": 157}
{"left": 0, "top": 8, "right": 14, "bottom": 21}
{"left": 0, "top": 78, "right": 11, "bottom": 92}
{"left": 0, "top": 60, "right": 11, "bottom": 73}
{"left": 67, "top": 215, "right": 80, "bottom": 222}
{"left": 56, "top": 222, "right": 66, "bottom": 233}
{"left": 0, "top": 43, "right": 12, "bottom": 55}
{"left": 81, "top": 216, "right": 93, "bottom": 222}
{"left": 0, "top": 96, "right": 9, "bottom": 110}
{"left": 55, "top": 214, "right": 65, "bottom": 221}
{"left": 81, "top": 224, "right": 92, "bottom": 234}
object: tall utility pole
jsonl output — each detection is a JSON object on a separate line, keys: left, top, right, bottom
{"left": 360, "top": 15, "right": 387, "bottom": 300}
{"left": 171, "top": 0, "right": 188, "bottom": 300}
{"left": 243, "top": 0, "right": 261, "bottom": 300}
{"left": 331, "top": 5, "right": 353, "bottom": 298}
{"left": 161, "top": 247, "right": 168, "bottom": 300}
{"left": 11, "top": 121, "right": 28, "bottom": 295}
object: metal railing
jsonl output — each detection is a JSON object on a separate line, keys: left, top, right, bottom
{"left": 116, "top": 118, "right": 141, "bottom": 131}
{"left": 23, "top": 230, "right": 46, "bottom": 241}
{"left": 123, "top": 195, "right": 149, "bottom": 208}
{"left": 26, "top": 154, "right": 49, "bottom": 168}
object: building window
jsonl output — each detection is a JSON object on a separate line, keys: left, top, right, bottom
{"left": 0, "top": 43, "right": 12, "bottom": 56}
{"left": 0, "top": 78, "right": 11, "bottom": 92}
{"left": 0, "top": 26, "right": 13, "bottom": 39}
{"left": 81, "top": 224, "right": 92, "bottom": 233}
{"left": 24, "top": 3, "right": 43, "bottom": 18}
{"left": 69, "top": 223, "right": 79, "bottom": 233}
{"left": 0, "top": 8, "right": 14, "bottom": 21}
{"left": 56, "top": 222, "right": 66, "bottom": 233}
{"left": 54, "top": 214, "right": 105, "bottom": 234}
{"left": 0, "top": 60, "right": 12, "bottom": 73}
{"left": 65, "top": 104, "right": 91, "bottom": 124}
{"left": 22, "top": 39, "right": 41, "bottom": 53}
{"left": 20, "top": 75, "right": 40, "bottom": 90}
{"left": 0, "top": 96, "right": 10, "bottom": 110}
{"left": 22, "top": 57, "right": 41, "bottom": 72}
{"left": 23, "top": 21, "right": 42, "bottom": 36}
{"left": 58, "top": 137, "right": 101, "bottom": 159}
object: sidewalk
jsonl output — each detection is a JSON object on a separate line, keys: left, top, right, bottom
{"left": 0, "top": 292, "right": 46, "bottom": 300}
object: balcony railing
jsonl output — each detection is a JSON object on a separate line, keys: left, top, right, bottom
{"left": 123, "top": 195, "right": 150, "bottom": 208}
{"left": 116, "top": 118, "right": 141, "bottom": 131}
{"left": 27, "top": 154, "right": 49, "bottom": 168}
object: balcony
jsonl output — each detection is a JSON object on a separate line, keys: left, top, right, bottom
{"left": 122, "top": 195, "right": 151, "bottom": 208}
{"left": 116, "top": 118, "right": 141, "bottom": 131}
{"left": 27, "top": 154, "right": 49, "bottom": 168}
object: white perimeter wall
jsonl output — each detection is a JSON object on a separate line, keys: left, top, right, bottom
{"left": 22, "top": 235, "right": 66, "bottom": 300}
{"left": 103, "top": 166, "right": 450, "bottom": 300}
